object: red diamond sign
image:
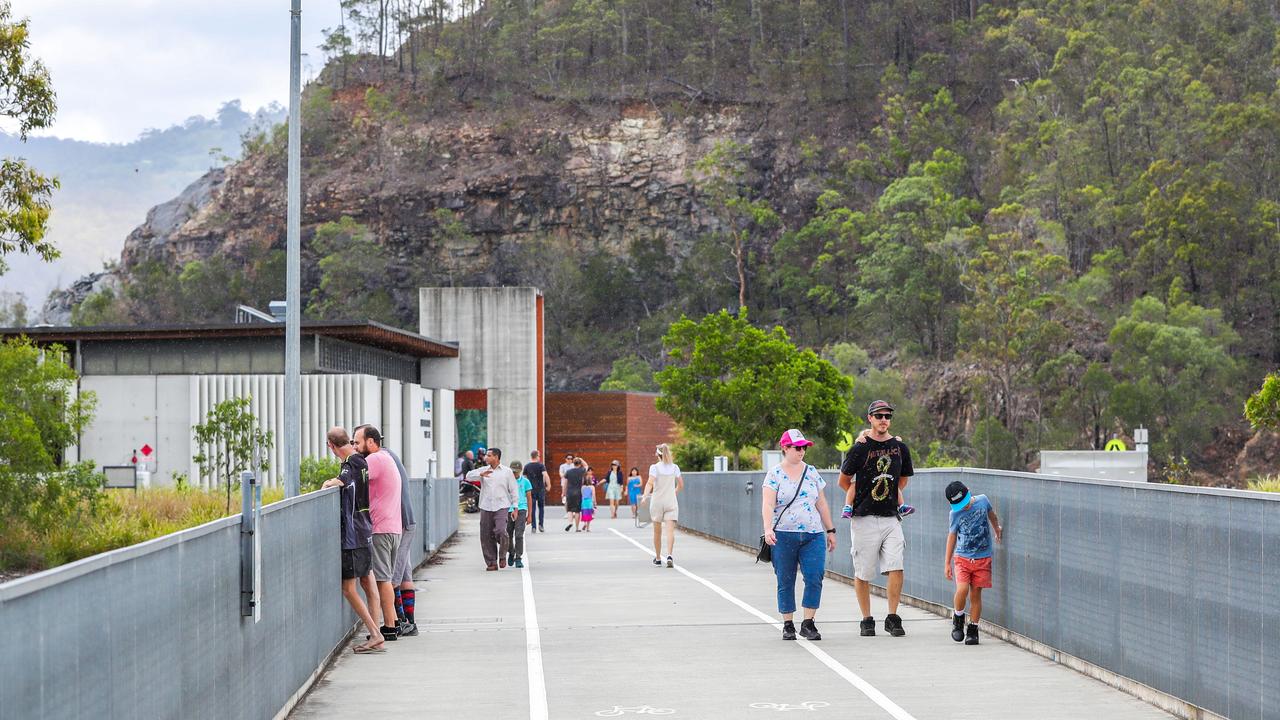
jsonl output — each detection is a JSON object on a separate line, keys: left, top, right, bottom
{"left": 140, "top": 444, "right": 153, "bottom": 457}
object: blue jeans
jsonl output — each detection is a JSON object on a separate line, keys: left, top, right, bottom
{"left": 772, "top": 531, "right": 826, "bottom": 614}
{"left": 530, "top": 494, "right": 545, "bottom": 529}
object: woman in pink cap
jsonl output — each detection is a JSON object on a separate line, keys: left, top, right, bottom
{"left": 761, "top": 428, "right": 837, "bottom": 641}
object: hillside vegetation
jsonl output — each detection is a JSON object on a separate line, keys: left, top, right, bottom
{"left": 74, "top": 0, "right": 1280, "bottom": 480}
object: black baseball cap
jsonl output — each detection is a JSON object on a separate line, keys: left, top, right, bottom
{"left": 945, "top": 481, "right": 970, "bottom": 511}
{"left": 867, "top": 400, "right": 894, "bottom": 415}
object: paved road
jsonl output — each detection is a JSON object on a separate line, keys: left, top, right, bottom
{"left": 292, "top": 512, "right": 1171, "bottom": 720}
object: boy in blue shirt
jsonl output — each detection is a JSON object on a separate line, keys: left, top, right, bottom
{"left": 507, "top": 460, "right": 534, "bottom": 568}
{"left": 943, "top": 480, "right": 1002, "bottom": 645}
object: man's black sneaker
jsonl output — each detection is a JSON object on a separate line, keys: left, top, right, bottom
{"left": 782, "top": 621, "right": 797, "bottom": 640}
{"left": 860, "top": 617, "right": 876, "bottom": 636}
{"left": 951, "top": 613, "right": 965, "bottom": 642}
{"left": 965, "top": 623, "right": 979, "bottom": 645}
{"left": 653, "top": 557, "right": 662, "bottom": 566}
{"left": 885, "top": 613, "right": 905, "bottom": 637}
{"left": 799, "top": 619, "right": 822, "bottom": 641}
{"left": 400, "top": 622, "right": 418, "bottom": 637}
{"left": 380, "top": 626, "right": 400, "bottom": 641}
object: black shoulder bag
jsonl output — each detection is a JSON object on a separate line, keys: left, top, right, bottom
{"left": 756, "top": 468, "right": 809, "bottom": 564}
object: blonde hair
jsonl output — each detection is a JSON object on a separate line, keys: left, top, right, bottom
{"left": 655, "top": 443, "right": 673, "bottom": 465}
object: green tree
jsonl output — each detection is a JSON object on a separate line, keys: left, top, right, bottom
{"left": 301, "top": 455, "right": 342, "bottom": 493}
{"left": 822, "top": 341, "right": 930, "bottom": 444}
{"left": 1244, "top": 373, "right": 1280, "bottom": 433}
{"left": 655, "top": 309, "right": 852, "bottom": 468}
{"left": 599, "top": 354, "right": 657, "bottom": 391}
{"left": 308, "top": 216, "right": 398, "bottom": 325}
{"left": 691, "top": 139, "right": 779, "bottom": 310}
{"left": 0, "top": 338, "right": 99, "bottom": 535}
{"left": 192, "top": 397, "right": 274, "bottom": 513}
{"left": 0, "top": 2, "right": 59, "bottom": 264}
{"left": 1107, "top": 296, "right": 1240, "bottom": 461}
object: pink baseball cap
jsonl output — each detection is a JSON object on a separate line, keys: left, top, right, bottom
{"left": 778, "top": 429, "right": 814, "bottom": 448}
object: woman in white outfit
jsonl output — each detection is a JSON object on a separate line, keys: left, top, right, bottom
{"left": 644, "top": 443, "right": 684, "bottom": 567}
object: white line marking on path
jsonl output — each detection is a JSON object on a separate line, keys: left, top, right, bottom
{"left": 520, "top": 540, "right": 549, "bottom": 720}
{"left": 609, "top": 528, "right": 918, "bottom": 720}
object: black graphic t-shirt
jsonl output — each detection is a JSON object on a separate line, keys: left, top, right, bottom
{"left": 339, "top": 453, "right": 372, "bottom": 550}
{"left": 523, "top": 462, "right": 547, "bottom": 497}
{"left": 840, "top": 437, "right": 914, "bottom": 517}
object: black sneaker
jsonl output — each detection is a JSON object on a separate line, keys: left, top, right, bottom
{"left": 799, "top": 619, "right": 822, "bottom": 641}
{"left": 951, "top": 613, "right": 965, "bottom": 642}
{"left": 782, "top": 621, "right": 796, "bottom": 640}
{"left": 885, "top": 613, "right": 906, "bottom": 637}
{"left": 380, "top": 626, "right": 400, "bottom": 641}
{"left": 965, "top": 623, "right": 979, "bottom": 645}
{"left": 860, "top": 617, "right": 876, "bottom": 636}
{"left": 400, "top": 622, "right": 418, "bottom": 637}
{"left": 653, "top": 557, "right": 662, "bottom": 566}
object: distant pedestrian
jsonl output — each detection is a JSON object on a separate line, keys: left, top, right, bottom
{"left": 321, "top": 426, "right": 383, "bottom": 654}
{"left": 383, "top": 443, "right": 418, "bottom": 637}
{"left": 460, "top": 450, "right": 475, "bottom": 477}
{"left": 523, "top": 451, "right": 551, "bottom": 533}
{"left": 563, "top": 458, "right": 586, "bottom": 532}
{"left": 761, "top": 429, "right": 835, "bottom": 641}
{"left": 356, "top": 425, "right": 403, "bottom": 643}
{"left": 454, "top": 451, "right": 466, "bottom": 478}
{"left": 626, "top": 467, "right": 643, "bottom": 518}
{"left": 466, "top": 447, "right": 518, "bottom": 571}
{"left": 838, "top": 400, "right": 915, "bottom": 638}
{"left": 507, "top": 460, "right": 531, "bottom": 568}
{"left": 559, "top": 453, "right": 576, "bottom": 512}
{"left": 644, "top": 444, "right": 684, "bottom": 567}
{"left": 944, "top": 480, "right": 1002, "bottom": 645}
{"left": 603, "top": 460, "right": 625, "bottom": 519}
{"left": 580, "top": 477, "right": 596, "bottom": 531}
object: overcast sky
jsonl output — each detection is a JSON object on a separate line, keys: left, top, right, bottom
{"left": 12, "top": 0, "right": 344, "bottom": 143}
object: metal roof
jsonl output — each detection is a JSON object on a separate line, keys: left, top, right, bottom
{"left": 0, "top": 320, "right": 459, "bottom": 359}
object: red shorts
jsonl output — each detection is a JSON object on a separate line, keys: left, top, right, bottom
{"left": 954, "top": 556, "right": 992, "bottom": 588}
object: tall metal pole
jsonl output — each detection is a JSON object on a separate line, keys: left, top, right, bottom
{"left": 284, "top": 0, "right": 302, "bottom": 498}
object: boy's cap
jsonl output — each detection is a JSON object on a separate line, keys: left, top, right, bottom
{"left": 867, "top": 400, "right": 894, "bottom": 415}
{"left": 945, "top": 480, "right": 971, "bottom": 511}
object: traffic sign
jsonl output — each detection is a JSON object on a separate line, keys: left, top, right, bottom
{"left": 141, "top": 444, "right": 153, "bottom": 457}
{"left": 835, "top": 431, "right": 853, "bottom": 452}
{"left": 1104, "top": 438, "right": 1127, "bottom": 452}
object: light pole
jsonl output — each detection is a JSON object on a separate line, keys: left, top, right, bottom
{"left": 284, "top": 0, "right": 302, "bottom": 497}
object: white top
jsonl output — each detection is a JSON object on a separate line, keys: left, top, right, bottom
{"left": 764, "top": 463, "right": 827, "bottom": 534}
{"left": 649, "top": 462, "right": 681, "bottom": 478}
{"left": 467, "top": 464, "right": 519, "bottom": 512}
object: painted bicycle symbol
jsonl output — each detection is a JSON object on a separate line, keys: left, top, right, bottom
{"left": 595, "top": 706, "right": 677, "bottom": 717}
{"left": 750, "top": 701, "right": 831, "bottom": 711}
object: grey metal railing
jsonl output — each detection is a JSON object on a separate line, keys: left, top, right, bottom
{"left": 681, "top": 468, "right": 1279, "bottom": 720}
{"left": 0, "top": 481, "right": 460, "bottom": 720}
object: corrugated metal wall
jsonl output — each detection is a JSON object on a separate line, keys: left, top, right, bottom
{"left": 0, "top": 482, "right": 460, "bottom": 720}
{"left": 680, "top": 468, "right": 1279, "bottom": 720}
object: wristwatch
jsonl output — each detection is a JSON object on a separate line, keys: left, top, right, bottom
{"left": 825, "top": 528, "right": 836, "bottom": 534}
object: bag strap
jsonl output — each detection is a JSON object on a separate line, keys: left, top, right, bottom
{"left": 771, "top": 467, "right": 808, "bottom": 532}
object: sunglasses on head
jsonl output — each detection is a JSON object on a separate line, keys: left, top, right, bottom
{"left": 872, "top": 413, "right": 893, "bottom": 420}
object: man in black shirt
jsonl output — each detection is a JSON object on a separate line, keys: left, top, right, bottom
{"left": 321, "top": 426, "right": 384, "bottom": 652}
{"left": 523, "top": 450, "right": 551, "bottom": 533}
{"left": 839, "top": 400, "right": 914, "bottom": 638}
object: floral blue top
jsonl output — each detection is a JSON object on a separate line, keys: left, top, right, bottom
{"left": 764, "top": 464, "right": 827, "bottom": 534}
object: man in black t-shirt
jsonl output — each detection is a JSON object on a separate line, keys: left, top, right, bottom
{"left": 321, "top": 426, "right": 384, "bottom": 652}
{"left": 523, "top": 450, "right": 551, "bottom": 532}
{"left": 839, "top": 400, "right": 915, "bottom": 638}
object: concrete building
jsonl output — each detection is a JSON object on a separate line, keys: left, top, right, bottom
{"left": 1, "top": 321, "right": 459, "bottom": 487}
{"left": 419, "top": 287, "right": 544, "bottom": 465}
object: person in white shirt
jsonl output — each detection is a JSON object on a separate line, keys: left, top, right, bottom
{"left": 643, "top": 443, "right": 684, "bottom": 568}
{"left": 467, "top": 447, "right": 518, "bottom": 571}
{"left": 558, "top": 453, "right": 576, "bottom": 512}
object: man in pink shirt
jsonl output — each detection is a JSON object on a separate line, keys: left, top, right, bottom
{"left": 356, "top": 424, "right": 403, "bottom": 642}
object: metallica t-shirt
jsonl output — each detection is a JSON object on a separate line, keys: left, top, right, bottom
{"left": 840, "top": 437, "right": 914, "bottom": 517}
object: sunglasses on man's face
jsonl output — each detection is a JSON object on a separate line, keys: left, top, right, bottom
{"left": 872, "top": 413, "right": 893, "bottom": 420}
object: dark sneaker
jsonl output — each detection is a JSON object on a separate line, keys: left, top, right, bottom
{"left": 885, "top": 613, "right": 906, "bottom": 637}
{"left": 380, "top": 626, "right": 399, "bottom": 641}
{"left": 799, "top": 619, "right": 822, "bottom": 641}
{"left": 498, "top": 556, "right": 507, "bottom": 569}
{"left": 513, "top": 559, "right": 524, "bottom": 568}
{"left": 965, "top": 623, "right": 980, "bottom": 645}
{"left": 653, "top": 557, "right": 662, "bottom": 566}
{"left": 782, "top": 621, "right": 796, "bottom": 640}
{"left": 400, "top": 622, "right": 418, "bottom": 637}
{"left": 860, "top": 617, "right": 876, "bottom": 636}
{"left": 951, "top": 613, "right": 965, "bottom": 642}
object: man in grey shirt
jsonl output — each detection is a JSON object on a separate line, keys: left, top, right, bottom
{"left": 466, "top": 447, "right": 518, "bottom": 571}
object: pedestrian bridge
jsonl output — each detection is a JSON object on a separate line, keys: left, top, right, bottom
{"left": 3, "top": 470, "right": 1275, "bottom": 720}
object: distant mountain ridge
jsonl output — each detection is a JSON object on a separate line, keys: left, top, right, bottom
{"left": 0, "top": 100, "right": 285, "bottom": 311}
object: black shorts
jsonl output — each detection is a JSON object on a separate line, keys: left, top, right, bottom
{"left": 341, "top": 546, "right": 371, "bottom": 580}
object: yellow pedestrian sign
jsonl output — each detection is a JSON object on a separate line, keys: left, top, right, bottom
{"left": 835, "top": 431, "right": 853, "bottom": 452}
{"left": 1104, "top": 438, "right": 1127, "bottom": 452}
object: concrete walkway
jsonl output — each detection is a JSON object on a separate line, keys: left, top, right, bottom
{"left": 292, "top": 512, "right": 1172, "bottom": 720}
